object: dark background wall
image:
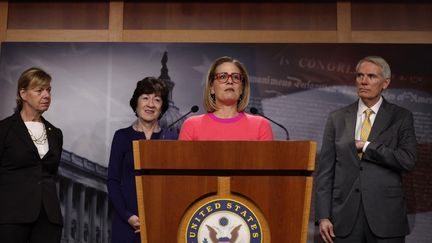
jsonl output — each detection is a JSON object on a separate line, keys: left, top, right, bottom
{"left": 0, "top": 2, "right": 431, "bottom": 243}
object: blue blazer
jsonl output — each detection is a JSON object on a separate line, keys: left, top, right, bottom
{"left": 107, "top": 126, "right": 177, "bottom": 243}
{"left": 0, "top": 112, "right": 63, "bottom": 225}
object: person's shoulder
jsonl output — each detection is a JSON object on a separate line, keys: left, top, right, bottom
{"left": 111, "top": 126, "right": 135, "bottom": 143}
{"left": 383, "top": 99, "right": 411, "bottom": 115}
{"left": 42, "top": 117, "right": 62, "bottom": 133}
{"left": 0, "top": 114, "right": 16, "bottom": 144}
{"left": 329, "top": 102, "right": 357, "bottom": 117}
{"left": 0, "top": 114, "right": 15, "bottom": 132}
{"left": 116, "top": 126, "right": 133, "bottom": 132}
{"left": 114, "top": 126, "right": 134, "bottom": 136}
{"left": 381, "top": 101, "right": 414, "bottom": 124}
{"left": 243, "top": 112, "right": 266, "bottom": 122}
{"left": 242, "top": 112, "right": 271, "bottom": 127}
{"left": 0, "top": 113, "right": 15, "bottom": 125}
{"left": 184, "top": 114, "right": 207, "bottom": 123}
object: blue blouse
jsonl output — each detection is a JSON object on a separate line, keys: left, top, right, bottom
{"left": 107, "top": 126, "right": 177, "bottom": 243}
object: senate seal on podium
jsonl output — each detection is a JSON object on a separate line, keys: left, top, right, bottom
{"left": 177, "top": 177, "right": 270, "bottom": 243}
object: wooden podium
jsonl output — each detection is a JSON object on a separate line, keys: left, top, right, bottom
{"left": 133, "top": 140, "right": 316, "bottom": 243}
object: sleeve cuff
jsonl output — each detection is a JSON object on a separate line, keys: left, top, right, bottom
{"left": 363, "top": 141, "right": 370, "bottom": 152}
{"left": 123, "top": 211, "right": 134, "bottom": 223}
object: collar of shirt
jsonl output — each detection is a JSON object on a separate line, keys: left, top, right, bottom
{"left": 357, "top": 96, "right": 383, "bottom": 120}
{"left": 355, "top": 96, "right": 383, "bottom": 140}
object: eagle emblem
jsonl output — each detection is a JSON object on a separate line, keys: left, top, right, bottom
{"left": 185, "top": 199, "right": 262, "bottom": 243}
{"left": 204, "top": 216, "right": 242, "bottom": 243}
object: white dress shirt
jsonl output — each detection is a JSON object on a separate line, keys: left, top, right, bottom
{"left": 355, "top": 96, "right": 383, "bottom": 152}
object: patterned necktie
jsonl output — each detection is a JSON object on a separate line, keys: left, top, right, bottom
{"left": 359, "top": 108, "right": 373, "bottom": 158}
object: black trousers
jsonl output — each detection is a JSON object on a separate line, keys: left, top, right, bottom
{"left": 335, "top": 201, "right": 405, "bottom": 243}
{"left": 0, "top": 206, "right": 62, "bottom": 243}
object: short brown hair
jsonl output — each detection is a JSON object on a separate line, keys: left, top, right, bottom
{"left": 16, "top": 67, "right": 52, "bottom": 112}
{"left": 203, "top": 56, "right": 251, "bottom": 112}
{"left": 129, "top": 77, "right": 170, "bottom": 119}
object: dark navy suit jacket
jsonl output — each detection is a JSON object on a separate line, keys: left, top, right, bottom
{"left": 107, "top": 126, "right": 177, "bottom": 243}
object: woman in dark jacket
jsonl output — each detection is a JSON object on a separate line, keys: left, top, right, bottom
{"left": 107, "top": 77, "right": 177, "bottom": 243}
{"left": 0, "top": 67, "right": 63, "bottom": 243}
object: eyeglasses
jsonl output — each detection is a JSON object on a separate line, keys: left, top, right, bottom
{"left": 214, "top": 72, "right": 243, "bottom": 84}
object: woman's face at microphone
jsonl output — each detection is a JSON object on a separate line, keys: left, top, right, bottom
{"left": 211, "top": 62, "right": 244, "bottom": 107}
{"left": 136, "top": 92, "right": 163, "bottom": 123}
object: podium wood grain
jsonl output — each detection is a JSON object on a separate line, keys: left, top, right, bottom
{"left": 133, "top": 140, "right": 315, "bottom": 243}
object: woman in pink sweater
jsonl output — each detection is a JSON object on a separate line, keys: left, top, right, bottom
{"left": 179, "top": 56, "right": 273, "bottom": 140}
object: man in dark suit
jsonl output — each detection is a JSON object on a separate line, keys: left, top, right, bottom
{"left": 0, "top": 67, "right": 63, "bottom": 243}
{"left": 315, "top": 56, "right": 417, "bottom": 243}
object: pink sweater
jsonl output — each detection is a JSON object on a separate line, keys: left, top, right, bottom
{"left": 179, "top": 112, "right": 273, "bottom": 140}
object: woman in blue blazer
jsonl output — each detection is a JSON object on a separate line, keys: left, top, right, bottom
{"left": 0, "top": 67, "right": 63, "bottom": 243}
{"left": 107, "top": 77, "right": 177, "bottom": 243}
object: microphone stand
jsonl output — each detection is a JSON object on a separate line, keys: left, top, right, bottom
{"left": 162, "top": 105, "right": 199, "bottom": 139}
{"left": 250, "top": 107, "right": 290, "bottom": 140}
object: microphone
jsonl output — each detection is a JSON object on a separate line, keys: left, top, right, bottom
{"left": 250, "top": 107, "right": 290, "bottom": 140}
{"left": 166, "top": 105, "right": 199, "bottom": 130}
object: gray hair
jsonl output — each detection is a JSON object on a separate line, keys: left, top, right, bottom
{"left": 356, "top": 56, "right": 391, "bottom": 79}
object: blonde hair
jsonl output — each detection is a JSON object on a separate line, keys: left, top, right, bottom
{"left": 203, "top": 56, "right": 250, "bottom": 112}
{"left": 16, "top": 67, "right": 51, "bottom": 111}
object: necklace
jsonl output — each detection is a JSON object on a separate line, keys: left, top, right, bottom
{"left": 28, "top": 125, "right": 47, "bottom": 145}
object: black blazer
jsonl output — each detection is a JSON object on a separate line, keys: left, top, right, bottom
{"left": 0, "top": 112, "right": 63, "bottom": 225}
{"left": 315, "top": 98, "right": 417, "bottom": 238}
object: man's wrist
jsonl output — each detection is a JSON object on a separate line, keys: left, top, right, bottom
{"left": 363, "top": 141, "right": 370, "bottom": 152}
{"left": 319, "top": 218, "right": 330, "bottom": 223}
